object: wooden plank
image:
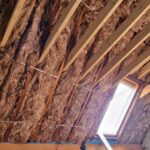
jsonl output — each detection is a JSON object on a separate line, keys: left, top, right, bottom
{"left": 0, "top": 0, "right": 26, "bottom": 47}
{"left": 0, "top": 144, "right": 80, "bottom": 150}
{"left": 0, "top": 144, "right": 142, "bottom": 150}
{"left": 96, "top": 23, "right": 150, "bottom": 84}
{"left": 87, "top": 144, "right": 142, "bottom": 150}
{"left": 114, "top": 47, "right": 150, "bottom": 84}
{"left": 38, "top": 0, "right": 81, "bottom": 63}
{"left": 139, "top": 61, "right": 150, "bottom": 78}
{"left": 82, "top": 0, "right": 150, "bottom": 79}
{"left": 140, "top": 85, "right": 150, "bottom": 98}
{"left": 63, "top": 0, "right": 123, "bottom": 70}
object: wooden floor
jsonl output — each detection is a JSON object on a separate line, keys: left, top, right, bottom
{"left": 0, "top": 144, "right": 142, "bottom": 150}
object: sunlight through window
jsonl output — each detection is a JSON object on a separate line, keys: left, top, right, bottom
{"left": 97, "top": 80, "right": 137, "bottom": 136}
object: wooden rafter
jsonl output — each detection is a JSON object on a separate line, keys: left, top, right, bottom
{"left": 96, "top": 23, "right": 150, "bottom": 84}
{"left": 114, "top": 47, "right": 150, "bottom": 84}
{"left": 0, "top": 0, "right": 26, "bottom": 47}
{"left": 81, "top": 0, "right": 150, "bottom": 79}
{"left": 139, "top": 61, "right": 150, "bottom": 79}
{"left": 38, "top": 0, "right": 81, "bottom": 64}
{"left": 140, "top": 85, "right": 150, "bottom": 98}
{"left": 63, "top": 0, "right": 123, "bottom": 70}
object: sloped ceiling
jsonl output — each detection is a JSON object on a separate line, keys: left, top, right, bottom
{"left": 0, "top": 0, "right": 149, "bottom": 143}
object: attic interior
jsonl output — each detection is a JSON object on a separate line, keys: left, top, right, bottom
{"left": 0, "top": 0, "right": 150, "bottom": 149}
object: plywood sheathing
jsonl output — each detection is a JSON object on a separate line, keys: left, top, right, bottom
{"left": 0, "top": 0, "right": 149, "bottom": 143}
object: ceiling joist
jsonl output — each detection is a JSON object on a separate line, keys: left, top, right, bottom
{"left": 139, "top": 61, "right": 150, "bottom": 79}
{"left": 63, "top": 0, "right": 123, "bottom": 70}
{"left": 38, "top": 0, "right": 81, "bottom": 64}
{"left": 96, "top": 23, "right": 150, "bottom": 84}
{"left": 81, "top": 0, "right": 150, "bottom": 79}
{"left": 0, "top": 0, "right": 26, "bottom": 47}
{"left": 114, "top": 47, "right": 150, "bottom": 84}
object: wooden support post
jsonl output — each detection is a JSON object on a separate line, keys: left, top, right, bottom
{"left": 64, "top": 0, "right": 123, "bottom": 70}
{"left": 96, "top": 24, "right": 150, "bottom": 84}
{"left": 0, "top": 0, "right": 26, "bottom": 47}
{"left": 38, "top": 0, "right": 81, "bottom": 64}
{"left": 81, "top": 0, "right": 150, "bottom": 79}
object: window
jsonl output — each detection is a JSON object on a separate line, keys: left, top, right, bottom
{"left": 97, "top": 79, "right": 137, "bottom": 137}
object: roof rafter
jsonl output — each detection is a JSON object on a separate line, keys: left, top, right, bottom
{"left": 82, "top": 0, "right": 150, "bottom": 79}
{"left": 113, "top": 47, "right": 150, "bottom": 84}
{"left": 0, "top": 0, "right": 26, "bottom": 47}
{"left": 38, "top": 0, "right": 81, "bottom": 64}
{"left": 96, "top": 23, "right": 150, "bottom": 84}
{"left": 139, "top": 61, "right": 150, "bottom": 79}
{"left": 63, "top": 0, "right": 123, "bottom": 70}
{"left": 140, "top": 85, "right": 150, "bottom": 98}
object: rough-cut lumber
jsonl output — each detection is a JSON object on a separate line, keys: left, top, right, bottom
{"left": 64, "top": 0, "right": 123, "bottom": 70}
{"left": 0, "top": 0, "right": 26, "bottom": 47}
{"left": 96, "top": 23, "right": 150, "bottom": 84}
{"left": 38, "top": 0, "right": 81, "bottom": 64}
{"left": 140, "top": 85, "right": 150, "bottom": 98}
{"left": 114, "top": 47, "right": 150, "bottom": 84}
{"left": 139, "top": 61, "right": 150, "bottom": 79}
{"left": 82, "top": 0, "right": 150, "bottom": 79}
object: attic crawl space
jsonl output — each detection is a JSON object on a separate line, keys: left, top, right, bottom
{"left": 0, "top": 0, "right": 150, "bottom": 146}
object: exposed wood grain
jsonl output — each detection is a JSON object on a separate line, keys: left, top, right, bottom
{"left": 96, "top": 23, "right": 150, "bottom": 84}
{"left": 64, "top": 0, "right": 123, "bottom": 70}
{"left": 139, "top": 61, "right": 150, "bottom": 79}
{"left": 38, "top": 0, "right": 81, "bottom": 64}
{"left": 82, "top": 0, "right": 150, "bottom": 79}
{"left": 114, "top": 47, "right": 150, "bottom": 84}
{"left": 0, "top": 0, "right": 26, "bottom": 47}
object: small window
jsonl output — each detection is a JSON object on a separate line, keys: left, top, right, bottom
{"left": 97, "top": 79, "right": 137, "bottom": 137}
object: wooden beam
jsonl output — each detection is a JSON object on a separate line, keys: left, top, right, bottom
{"left": 0, "top": 0, "right": 26, "bottom": 47}
{"left": 140, "top": 85, "right": 150, "bottom": 98}
{"left": 63, "top": 0, "right": 123, "bottom": 70}
{"left": 0, "top": 144, "right": 80, "bottom": 150}
{"left": 38, "top": 0, "right": 81, "bottom": 64}
{"left": 139, "top": 61, "right": 150, "bottom": 78}
{"left": 114, "top": 47, "right": 150, "bottom": 84}
{"left": 87, "top": 144, "right": 142, "bottom": 150}
{"left": 0, "top": 144, "right": 142, "bottom": 150}
{"left": 82, "top": 0, "right": 150, "bottom": 79}
{"left": 96, "top": 24, "right": 150, "bottom": 84}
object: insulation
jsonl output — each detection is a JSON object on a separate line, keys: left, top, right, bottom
{"left": 0, "top": 0, "right": 149, "bottom": 143}
{"left": 119, "top": 94, "right": 150, "bottom": 144}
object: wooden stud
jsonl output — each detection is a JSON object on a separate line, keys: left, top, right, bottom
{"left": 64, "top": 0, "right": 123, "bottom": 70}
{"left": 139, "top": 61, "right": 150, "bottom": 79}
{"left": 0, "top": 0, "right": 26, "bottom": 47}
{"left": 82, "top": 0, "right": 150, "bottom": 79}
{"left": 96, "top": 24, "right": 150, "bottom": 84}
{"left": 114, "top": 47, "right": 150, "bottom": 84}
{"left": 38, "top": 0, "right": 81, "bottom": 64}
